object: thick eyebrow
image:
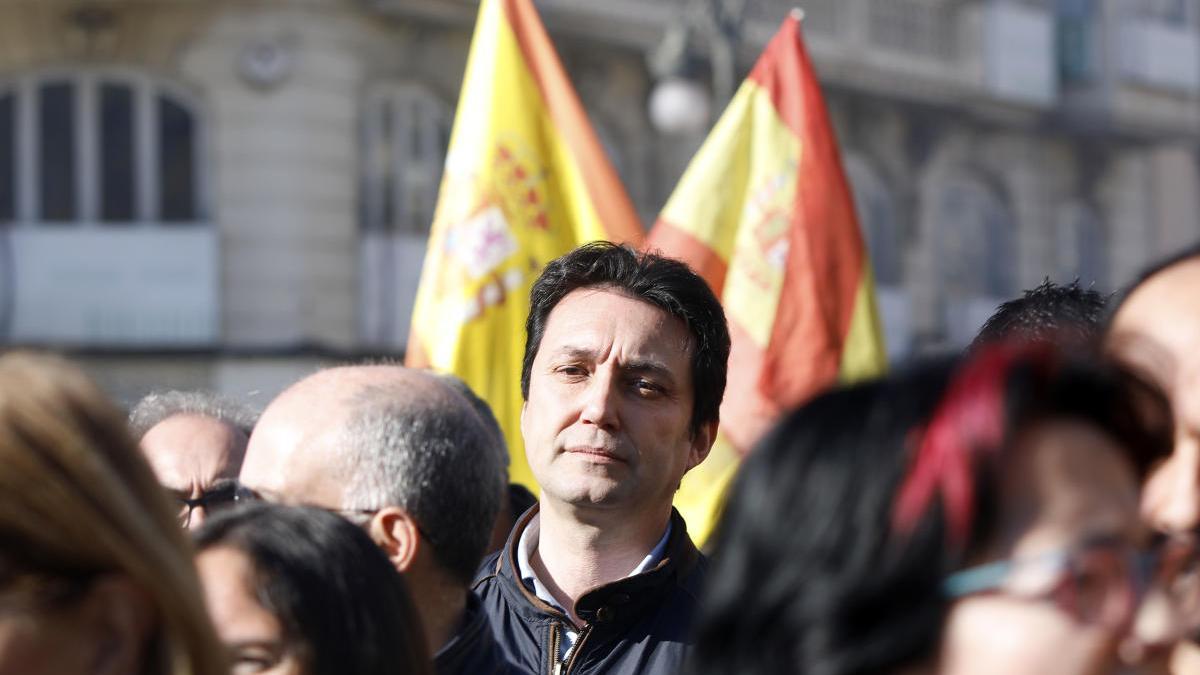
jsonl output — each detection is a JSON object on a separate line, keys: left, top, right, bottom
{"left": 549, "top": 347, "right": 679, "bottom": 386}
{"left": 207, "top": 477, "right": 239, "bottom": 492}
{"left": 621, "top": 360, "right": 677, "bottom": 386}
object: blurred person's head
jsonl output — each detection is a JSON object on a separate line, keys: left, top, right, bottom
{"left": 193, "top": 503, "right": 431, "bottom": 675}
{"left": 1105, "top": 244, "right": 1200, "bottom": 536}
{"left": 0, "top": 352, "right": 225, "bottom": 675}
{"left": 520, "top": 241, "right": 728, "bottom": 522}
{"left": 692, "top": 345, "right": 1178, "bottom": 675}
{"left": 971, "top": 279, "right": 1108, "bottom": 350}
{"left": 239, "top": 365, "right": 504, "bottom": 652}
{"left": 130, "top": 390, "right": 258, "bottom": 529}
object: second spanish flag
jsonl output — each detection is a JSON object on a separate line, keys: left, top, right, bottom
{"left": 649, "top": 14, "right": 888, "bottom": 542}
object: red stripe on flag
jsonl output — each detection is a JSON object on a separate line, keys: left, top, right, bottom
{"left": 502, "top": 0, "right": 644, "bottom": 245}
{"left": 646, "top": 219, "right": 729, "bottom": 297}
{"left": 720, "top": 317, "right": 785, "bottom": 457}
{"left": 752, "top": 16, "right": 869, "bottom": 406}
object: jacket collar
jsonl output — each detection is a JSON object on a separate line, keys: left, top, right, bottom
{"left": 494, "top": 502, "right": 702, "bottom": 626}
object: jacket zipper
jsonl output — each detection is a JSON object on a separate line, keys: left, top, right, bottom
{"left": 548, "top": 622, "right": 562, "bottom": 675}
{"left": 560, "top": 624, "right": 592, "bottom": 675}
{"left": 549, "top": 621, "right": 594, "bottom": 675}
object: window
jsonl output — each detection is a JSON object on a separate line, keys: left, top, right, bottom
{"left": 360, "top": 84, "right": 453, "bottom": 236}
{"left": 1055, "top": 202, "right": 1108, "bottom": 289}
{"left": 936, "top": 175, "right": 1016, "bottom": 298}
{"left": 845, "top": 155, "right": 902, "bottom": 286}
{"left": 0, "top": 72, "right": 204, "bottom": 225}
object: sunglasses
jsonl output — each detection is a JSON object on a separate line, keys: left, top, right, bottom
{"left": 172, "top": 480, "right": 251, "bottom": 527}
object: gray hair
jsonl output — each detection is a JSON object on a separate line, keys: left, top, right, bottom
{"left": 339, "top": 381, "right": 505, "bottom": 585}
{"left": 128, "top": 390, "right": 259, "bottom": 439}
{"left": 433, "top": 373, "right": 509, "bottom": 468}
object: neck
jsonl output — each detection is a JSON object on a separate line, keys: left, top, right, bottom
{"left": 407, "top": 573, "right": 468, "bottom": 656}
{"left": 531, "top": 499, "right": 671, "bottom": 621}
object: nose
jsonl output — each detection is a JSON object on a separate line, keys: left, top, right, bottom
{"left": 187, "top": 505, "right": 208, "bottom": 530}
{"left": 1145, "top": 371, "right": 1200, "bottom": 534}
{"left": 1143, "top": 441, "right": 1200, "bottom": 534}
{"left": 579, "top": 368, "right": 620, "bottom": 430}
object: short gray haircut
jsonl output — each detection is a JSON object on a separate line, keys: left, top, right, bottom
{"left": 433, "top": 373, "right": 509, "bottom": 468}
{"left": 339, "top": 380, "right": 505, "bottom": 585}
{"left": 128, "top": 390, "right": 259, "bottom": 439}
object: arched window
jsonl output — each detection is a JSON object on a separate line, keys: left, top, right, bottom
{"left": 933, "top": 172, "right": 1017, "bottom": 346}
{"left": 935, "top": 174, "right": 1016, "bottom": 298}
{"left": 360, "top": 83, "right": 452, "bottom": 235}
{"left": 1055, "top": 201, "right": 1108, "bottom": 289}
{"left": 359, "top": 83, "right": 454, "bottom": 348}
{"left": 0, "top": 72, "right": 205, "bottom": 226}
{"left": 844, "top": 154, "right": 902, "bottom": 286}
{"left": 845, "top": 153, "right": 912, "bottom": 358}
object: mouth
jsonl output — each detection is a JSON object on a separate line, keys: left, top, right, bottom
{"left": 565, "top": 447, "right": 627, "bottom": 465}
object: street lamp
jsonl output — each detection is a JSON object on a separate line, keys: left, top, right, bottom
{"left": 647, "top": 0, "right": 747, "bottom": 135}
{"left": 648, "top": 76, "right": 711, "bottom": 135}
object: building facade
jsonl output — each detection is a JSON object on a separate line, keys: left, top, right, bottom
{"left": 0, "top": 0, "right": 1196, "bottom": 402}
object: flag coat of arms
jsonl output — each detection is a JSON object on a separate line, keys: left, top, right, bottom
{"left": 406, "top": 0, "right": 644, "bottom": 490}
{"left": 648, "top": 13, "right": 888, "bottom": 542}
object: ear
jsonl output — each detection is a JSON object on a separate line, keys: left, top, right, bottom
{"left": 685, "top": 419, "right": 719, "bottom": 473}
{"left": 80, "top": 575, "right": 155, "bottom": 675}
{"left": 520, "top": 400, "right": 528, "bottom": 437}
{"left": 368, "top": 506, "right": 422, "bottom": 573}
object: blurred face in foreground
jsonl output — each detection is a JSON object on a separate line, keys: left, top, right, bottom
{"left": 937, "top": 419, "right": 1148, "bottom": 675}
{"left": 1106, "top": 258, "right": 1200, "bottom": 536}
{"left": 0, "top": 574, "right": 154, "bottom": 675}
{"left": 197, "top": 547, "right": 304, "bottom": 675}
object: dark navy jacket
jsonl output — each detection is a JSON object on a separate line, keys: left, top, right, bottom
{"left": 473, "top": 505, "right": 707, "bottom": 675}
{"left": 434, "top": 592, "right": 521, "bottom": 675}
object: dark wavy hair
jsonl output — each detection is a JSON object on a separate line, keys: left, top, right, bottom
{"left": 520, "top": 241, "right": 730, "bottom": 436}
{"left": 689, "top": 345, "right": 1169, "bottom": 675}
{"left": 193, "top": 503, "right": 431, "bottom": 675}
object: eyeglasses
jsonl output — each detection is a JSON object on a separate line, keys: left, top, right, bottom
{"left": 174, "top": 480, "right": 246, "bottom": 527}
{"left": 943, "top": 533, "right": 1200, "bottom": 630}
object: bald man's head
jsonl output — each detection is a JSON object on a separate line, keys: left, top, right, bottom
{"left": 240, "top": 365, "right": 505, "bottom": 585}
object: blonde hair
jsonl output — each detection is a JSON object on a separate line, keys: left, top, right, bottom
{"left": 0, "top": 353, "right": 226, "bottom": 675}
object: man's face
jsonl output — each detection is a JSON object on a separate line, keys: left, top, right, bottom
{"left": 140, "top": 414, "right": 248, "bottom": 529}
{"left": 1106, "top": 257, "right": 1200, "bottom": 534}
{"left": 521, "top": 287, "right": 714, "bottom": 514}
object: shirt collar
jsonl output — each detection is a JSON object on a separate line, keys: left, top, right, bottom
{"left": 516, "top": 513, "right": 673, "bottom": 611}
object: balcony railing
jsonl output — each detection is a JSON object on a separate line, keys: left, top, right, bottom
{"left": 1, "top": 226, "right": 218, "bottom": 346}
{"left": 1116, "top": 17, "right": 1200, "bottom": 94}
{"left": 868, "top": 0, "right": 960, "bottom": 63}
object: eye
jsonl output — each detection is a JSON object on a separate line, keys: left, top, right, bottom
{"left": 631, "top": 378, "right": 664, "bottom": 397}
{"left": 230, "top": 649, "right": 282, "bottom": 675}
{"left": 554, "top": 365, "right": 588, "bottom": 380}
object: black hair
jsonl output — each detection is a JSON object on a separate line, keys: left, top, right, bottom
{"left": 971, "top": 279, "right": 1108, "bottom": 350}
{"left": 1105, "top": 242, "right": 1200, "bottom": 325}
{"left": 689, "top": 348, "right": 1169, "bottom": 675}
{"left": 521, "top": 241, "right": 731, "bottom": 435}
{"left": 193, "top": 503, "right": 431, "bottom": 675}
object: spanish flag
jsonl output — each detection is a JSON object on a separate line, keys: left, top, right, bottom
{"left": 405, "top": 0, "right": 643, "bottom": 489}
{"left": 649, "top": 14, "right": 888, "bottom": 543}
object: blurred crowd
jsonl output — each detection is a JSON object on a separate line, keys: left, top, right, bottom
{"left": 4, "top": 241, "right": 1200, "bottom": 675}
